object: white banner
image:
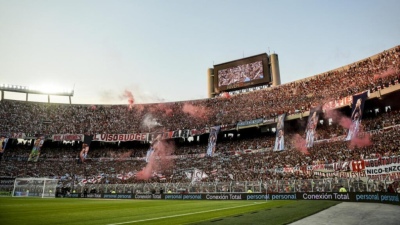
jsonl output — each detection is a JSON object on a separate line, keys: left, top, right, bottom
{"left": 365, "top": 163, "right": 400, "bottom": 175}
{"left": 52, "top": 134, "right": 84, "bottom": 142}
{"left": 93, "top": 133, "right": 147, "bottom": 142}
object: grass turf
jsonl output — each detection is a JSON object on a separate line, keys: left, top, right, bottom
{"left": 0, "top": 198, "right": 339, "bottom": 225}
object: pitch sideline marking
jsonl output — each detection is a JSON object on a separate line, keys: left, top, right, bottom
{"left": 107, "top": 202, "right": 267, "bottom": 225}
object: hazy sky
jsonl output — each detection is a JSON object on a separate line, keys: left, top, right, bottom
{"left": 1, "top": 0, "right": 399, "bottom": 104}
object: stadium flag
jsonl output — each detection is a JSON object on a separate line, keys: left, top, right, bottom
{"left": 274, "top": 114, "right": 286, "bottom": 151}
{"left": 191, "top": 168, "right": 208, "bottom": 184}
{"left": 116, "top": 172, "right": 134, "bottom": 181}
{"left": 305, "top": 107, "right": 321, "bottom": 148}
{"left": 0, "top": 136, "right": 8, "bottom": 161}
{"left": 145, "top": 146, "right": 154, "bottom": 163}
{"left": 116, "top": 174, "right": 124, "bottom": 180}
{"left": 345, "top": 91, "right": 368, "bottom": 141}
{"left": 185, "top": 171, "right": 193, "bottom": 180}
{"left": 0, "top": 136, "right": 9, "bottom": 153}
{"left": 28, "top": 137, "right": 44, "bottom": 162}
{"left": 80, "top": 134, "right": 93, "bottom": 163}
{"left": 206, "top": 126, "right": 221, "bottom": 157}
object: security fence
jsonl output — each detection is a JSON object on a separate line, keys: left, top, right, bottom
{"left": 68, "top": 177, "right": 395, "bottom": 194}
{"left": 2, "top": 177, "right": 396, "bottom": 195}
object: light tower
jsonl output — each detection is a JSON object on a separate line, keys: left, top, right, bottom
{"left": 0, "top": 84, "right": 74, "bottom": 104}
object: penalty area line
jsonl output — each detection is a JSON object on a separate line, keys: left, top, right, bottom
{"left": 107, "top": 202, "right": 266, "bottom": 225}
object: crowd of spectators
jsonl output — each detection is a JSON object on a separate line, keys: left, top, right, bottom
{"left": 0, "top": 46, "right": 399, "bottom": 135}
{"left": 1, "top": 46, "right": 400, "bottom": 194}
{"left": 1, "top": 108, "right": 399, "bottom": 186}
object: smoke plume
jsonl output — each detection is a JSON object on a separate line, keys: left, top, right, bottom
{"left": 292, "top": 134, "right": 309, "bottom": 155}
{"left": 324, "top": 109, "right": 352, "bottom": 129}
{"left": 324, "top": 109, "right": 372, "bottom": 148}
{"left": 182, "top": 103, "right": 208, "bottom": 119}
{"left": 142, "top": 114, "right": 162, "bottom": 130}
{"left": 136, "top": 139, "right": 175, "bottom": 180}
{"left": 121, "top": 90, "right": 135, "bottom": 110}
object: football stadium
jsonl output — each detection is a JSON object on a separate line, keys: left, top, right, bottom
{"left": 1, "top": 2, "right": 400, "bottom": 225}
{"left": 1, "top": 45, "right": 400, "bottom": 224}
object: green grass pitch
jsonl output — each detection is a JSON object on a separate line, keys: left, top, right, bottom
{"left": 0, "top": 198, "right": 339, "bottom": 225}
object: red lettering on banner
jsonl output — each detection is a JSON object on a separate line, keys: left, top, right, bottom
{"left": 283, "top": 167, "right": 293, "bottom": 173}
{"left": 351, "top": 160, "right": 365, "bottom": 172}
{"left": 312, "top": 164, "right": 325, "bottom": 170}
{"left": 336, "top": 171, "right": 366, "bottom": 178}
{"left": 51, "top": 134, "right": 82, "bottom": 141}
{"left": 69, "top": 135, "right": 81, "bottom": 141}
{"left": 53, "top": 135, "right": 62, "bottom": 141}
{"left": 365, "top": 156, "right": 400, "bottom": 168}
{"left": 105, "top": 134, "right": 111, "bottom": 141}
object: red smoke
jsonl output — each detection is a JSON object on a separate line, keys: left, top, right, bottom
{"left": 122, "top": 90, "right": 135, "bottom": 110}
{"left": 339, "top": 117, "right": 352, "bottom": 130}
{"left": 324, "top": 109, "right": 373, "bottom": 148}
{"left": 182, "top": 103, "right": 208, "bottom": 119}
{"left": 116, "top": 151, "right": 132, "bottom": 161}
{"left": 292, "top": 134, "right": 309, "bottom": 155}
{"left": 147, "top": 104, "right": 173, "bottom": 116}
{"left": 374, "top": 66, "right": 396, "bottom": 80}
{"left": 222, "top": 92, "right": 231, "bottom": 99}
{"left": 349, "top": 133, "right": 372, "bottom": 149}
{"left": 134, "top": 104, "right": 145, "bottom": 112}
{"left": 324, "top": 109, "right": 352, "bottom": 129}
{"left": 136, "top": 163, "right": 154, "bottom": 180}
{"left": 349, "top": 124, "right": 372, "bottom": 149}
{"left": 156, "top": 104, "right": 173, "bottom": 116}
{"left": 136, "top": 139, "right": 175, "bottom": 180}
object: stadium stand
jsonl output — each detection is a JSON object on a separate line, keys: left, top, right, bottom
{"left": 0, "top": 45, "right": 399, "bottom": 195}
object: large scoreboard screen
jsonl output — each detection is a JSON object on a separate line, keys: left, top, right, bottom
{"left": 214, "top": 53, "right": 270, "bottom": 93}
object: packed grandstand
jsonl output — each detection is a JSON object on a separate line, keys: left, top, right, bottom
{"left": 0, "top": 45, "right": 399, "bottom": 195}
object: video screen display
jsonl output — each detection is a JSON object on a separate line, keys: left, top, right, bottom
{"left": 214, "top": 54, "right": 270, "bottom": 92}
